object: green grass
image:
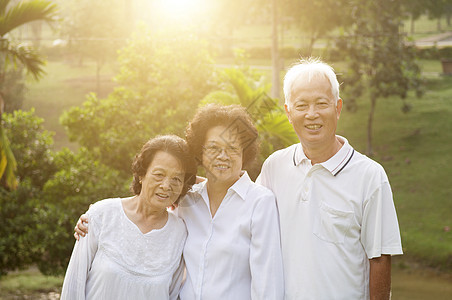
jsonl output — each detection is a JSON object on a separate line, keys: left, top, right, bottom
{"left": 336, "top": 72, "right": 452, "bottom": 271}
{"left": 0, "top": 268, "right": 63, "bottom": 298}
{"left": 402, "top": 15, "right": 452, "bottom": 38}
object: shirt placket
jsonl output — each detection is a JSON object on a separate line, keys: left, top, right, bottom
{"left": 300, "top": 163, "right": 314, "bottom": 202}
{"left": 196, "top": 192, "right": 229, "bottom": 299}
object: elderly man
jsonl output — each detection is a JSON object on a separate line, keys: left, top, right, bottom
{"left": 256, "top": 58, "right": 403, "bottom": 299}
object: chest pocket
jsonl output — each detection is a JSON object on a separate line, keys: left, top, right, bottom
{"left": 313, "top": 201, "right": 354, "bottom": 244}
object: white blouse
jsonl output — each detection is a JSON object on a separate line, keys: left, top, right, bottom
{"left": 176, "top": 172, "right": 284, "bottom": 300}
{"left": 61, "top": 198, "right": 187, "bottom": 300}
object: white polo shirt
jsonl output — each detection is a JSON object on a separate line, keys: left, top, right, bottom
{"left": 177, "top": 171, "right": 284, "bottom": 300}
{"left": 256, "top": 136, "right": 403, "bottom": 300}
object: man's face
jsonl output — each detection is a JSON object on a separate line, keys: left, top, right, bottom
{"left": 285, "top": 75, "right": 342, "bottom": 151}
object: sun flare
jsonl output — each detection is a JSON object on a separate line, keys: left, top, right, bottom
{"left": 156, "top": 0, "right": 203, "bottom": 20}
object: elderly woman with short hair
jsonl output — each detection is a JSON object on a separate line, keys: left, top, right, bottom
{"left": 62, "top": 135, "right": 196, "bottom": 300}
{"left": 178, "top": 104, "right": 284, "bottom": 299}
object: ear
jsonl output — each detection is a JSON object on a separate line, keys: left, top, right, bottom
{"left": 336, "top": 98, "right": 343, "bottom": 120}
{"left": 284, "top": 104, "right": 292, "bottom": 123}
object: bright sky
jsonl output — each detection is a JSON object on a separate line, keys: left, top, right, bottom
{"left": 155, "top": 0, "right": 205, "bottom": 21}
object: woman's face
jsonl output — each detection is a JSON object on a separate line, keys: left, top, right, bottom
{"left": 140, "top": 151, "right": 185, "bottom": 209}
{"left": 202, "top": 125, "right": 243, "bottom": 186}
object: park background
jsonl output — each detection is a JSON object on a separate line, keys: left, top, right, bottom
{"left": 0, "top": 0, "right": 451, "bottom": 299}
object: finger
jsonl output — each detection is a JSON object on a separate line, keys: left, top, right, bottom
{"left": 76, "top": 223, "right": 87, "bottom": 235}
{"left": 81, "top": 214, "right": 89, "bottom": 223}
{"left": 74, "top": 232, "right": 80, "bottom": 241}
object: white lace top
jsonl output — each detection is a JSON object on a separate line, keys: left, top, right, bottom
{"left": 61, "top": 198, "right": 187, "bottom": 300}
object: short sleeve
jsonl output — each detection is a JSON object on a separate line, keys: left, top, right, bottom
{"left": 361, "top": 180, "right": 403, "bottom": 259}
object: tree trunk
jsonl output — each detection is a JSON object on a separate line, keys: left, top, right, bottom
{"left": 437, "top": 17, "right": 442, "bottom": 31}
{"left": 367, "top": 93, "right": 377, "bottom": 156}
{"left": 96, "top": 62, "right": 101, "bottom": 95}
{"left": 410, "top": 14, "right": 415, "bottom": 34}
{"left": 271, "top": 0, "right": 280, "bottom": 99}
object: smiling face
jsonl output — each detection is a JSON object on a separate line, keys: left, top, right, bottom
{"left": 285, "top": 74, "right": 342, "bottom": 152}
{"left": 139, "top": 151, "right": 185, "bottom": 210}
{"left": 202, "top": 126, "right": 243, "bottom": 186}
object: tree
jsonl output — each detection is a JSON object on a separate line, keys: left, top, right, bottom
{"left": 281, "top": 0, "right": 351, "bottom": 55}
{"left": 61, "top": 0, "right": 128, "bottom": 94}
{"left": 0, "top": 109, "right": 57, "bottom": 276}
{"left": 425, "top": 0, "right": 451, "bottom": 31}
{"left": 2, "top": 109, "right": 56, "bottom": 188}
{"left": 35, "top": 147, "right": 129, "bottom": 275}
{"left": 61, "top": 25, "right": 215, "bottom": 174}
{"left": 400, "top": 0, "right": 428, "bottom": 34}
{"left": 338, "top": 0, "right": 423, "bottom": 156}
{"left": 0, "top": 0, "right": 57, "bottom": 190}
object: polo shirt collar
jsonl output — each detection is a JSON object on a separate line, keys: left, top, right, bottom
{"left": 292, "top": 135, "right": 355, "bottom": 176}
{"left": 191, "top": 171, "right": 252, "bottom": 205}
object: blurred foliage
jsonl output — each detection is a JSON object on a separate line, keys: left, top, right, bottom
{"left": 61, "top": 25, "right": 216, "bottom": 174}
{"left": 280, "top": 0, "right": 352, "bottom": 55}
{"left": 0, "top": 109, "right": 129, "bottom": 276}
{"left": 0, "top": 181, "right": 40, "bottom": 276}
{"left": 0, "top": 0, "right": 58, "bottom": 190}
{"left": 335, "top": 0, "right": 423, "bottom": 155}
{"left": 0, "top": 63, "right": 26, "bottom": 113}
{"left": 60, "top": 0, "right": 129, "bottom": 91}
{"left": 35, "top": 148, "right": 128, "bottom": 275}
{"left": 2, "top": 109, "right": 56, "bottom": 188}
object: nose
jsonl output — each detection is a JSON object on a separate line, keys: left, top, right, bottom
{"left": 160, "top": 177, "right": 172, "bottom": 190}
{"left": 306, "top": 105, "right": 318, "bottom": 119}
{"left": 217, "top": 148, "right": 229, "bottom": 160}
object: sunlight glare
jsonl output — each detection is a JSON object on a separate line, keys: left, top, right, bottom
{"left": 156, "top": 0, "right": 203, "bottom": 21}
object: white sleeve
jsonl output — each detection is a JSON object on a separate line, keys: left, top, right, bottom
{"left": 249, "top": 193, "right": 284, "bottom": 299}
{"left": 169, "top": 256, "right": 185, "bottom": 300}
{"left": 61, "top": 215, "right": 98, "bottom": 300}
{"left": 255, "top": 158, "right": 270, "bottom": 189}
{"left": 361, "top": 181, "right": 403, "bottom": 259}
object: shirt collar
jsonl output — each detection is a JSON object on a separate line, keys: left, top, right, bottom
{"left": 191, "top": 171, "right": 252, "bottom": 203}
{"left": 320, "top": 136, "right": 354, "bottom": 176}
{"left": 292, "top": 135, "right": 355, "bottom": 176}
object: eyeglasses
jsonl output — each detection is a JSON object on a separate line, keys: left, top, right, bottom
{"left": 203, "top": 144, "right": 242, "bottom": 157}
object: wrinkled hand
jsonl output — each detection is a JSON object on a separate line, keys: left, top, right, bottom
{"left": 74, "top": 214, "right": 89, "bottom": 241}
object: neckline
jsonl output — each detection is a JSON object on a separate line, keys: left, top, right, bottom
{"left": 119, "top": 198, "right": 171, "bottom": 235}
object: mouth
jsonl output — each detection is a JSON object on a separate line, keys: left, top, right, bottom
{"left": 213, "top": 163, "right": 230, "bottom": 171}
{"left": 155, "top": 192, "right": 170, "bottom": 200}
{"left": 305, "top": 124, "right": 322, "bottom": 130}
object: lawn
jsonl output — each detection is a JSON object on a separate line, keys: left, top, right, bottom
{"left": 23, "top": 60, "right": 118, "bottom": 150}
{"left": 335, "top": 72, "right": 452, "bottom": 271}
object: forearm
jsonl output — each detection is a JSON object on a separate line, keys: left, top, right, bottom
{"left": 369, "top": 255, "right": 391, "bottom": 300}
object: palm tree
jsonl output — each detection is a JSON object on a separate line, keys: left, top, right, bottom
{"left": 0, "top": 0, "right": 57, "bottom": 190}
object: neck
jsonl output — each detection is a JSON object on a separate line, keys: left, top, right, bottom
{"left": 130, "top": 195, "right": 168, "bottom": 219}
{"left": 205, "top": 174, "right": 238, "bottom": 217}
{"left": 302, "top": 136, "right": 343, "bottom": 165}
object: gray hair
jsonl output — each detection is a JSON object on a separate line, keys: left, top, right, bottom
{"left": 283, "top": 57, "right": 340, "bottom": 109}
